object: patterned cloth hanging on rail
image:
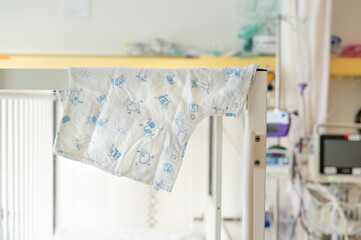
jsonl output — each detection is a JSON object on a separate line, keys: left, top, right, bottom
{"left": 53, "top": 64, "right": 259, "bottom": 191}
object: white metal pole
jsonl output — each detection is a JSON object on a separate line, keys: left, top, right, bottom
{"left": 214, "top": 116, "right": 223, "bottom": 240}
{"left": 275, "top": 15, "right": 282, "bottom": 147}
{"left": 8, "top": 99, "right": 14, "bottom": 240}
{"left": 19, "top": 99, "right": 24, "bottom": 240}
{"left": 24, "top": 99, "right": 29, "bottom": 240}
{"left": 29, "top": 99, "right": 34, "bottom": 240}
{"left": 242, "top": 130, "right": 255, "bottom": 240}
{"left": 274, "top": 178, "right": 280, "bottom": 240}
{"left": 4, "top": 99, "right": 9, "bottom": 240}
{"left": 275, "top": 15, "right": 281, "bottom": 110}
{"left": 14, "top": 99, "right": 19, "bottom": 240}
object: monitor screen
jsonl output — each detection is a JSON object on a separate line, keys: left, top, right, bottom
{"left": 267, "top": 124, "right": 279, "bottom": 134}
{"left": 320, "top": 135, "right": 361, "bottom": 175}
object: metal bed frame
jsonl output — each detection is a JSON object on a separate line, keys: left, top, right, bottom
{"left": 0, "top": 68, "right": 267, "bottom": 240}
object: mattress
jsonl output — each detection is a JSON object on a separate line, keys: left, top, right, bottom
{"left": 54, "top": 229, "right": 204, "bottom": 240}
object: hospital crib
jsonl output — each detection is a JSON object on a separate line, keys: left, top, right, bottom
{"left": 0, "top": 67, "right": 267, "bottom": 240}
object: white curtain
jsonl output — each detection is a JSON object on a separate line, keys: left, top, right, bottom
{"left": 283, "top": 2, "right": 333, "bottom": 239}
{"left": 293, "top": 0, "right": 333, "bottom": 136}
{"left": 309, "top": 0, "right": 333, "bottom": 132}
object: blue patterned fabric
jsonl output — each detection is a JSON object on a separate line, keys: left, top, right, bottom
{"left": 53, "top": 64, "right": 259, "bottom": 192}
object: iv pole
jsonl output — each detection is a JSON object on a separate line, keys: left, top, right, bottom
{"left": 273, "top": 15, "right": 282, "bottom": 240}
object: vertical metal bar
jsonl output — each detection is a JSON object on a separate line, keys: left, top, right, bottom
{"left": 52, "top": 100, "right": 57, "bottom": 236}
{"left": 214, "top": 116, "right": 223, "bottom": 240}
{"left": 47, "top": 98, "right": 52, "bottom": 239}
{"left": 1, "top": 99, "right": 7, "bottom": 240}
{"left": 41, "top": 98, "right": 47, "bottom": 240}
{"left": 34, "top": 99, "right": 39, "bottom": 240}
{"left": 3, "top": 99, "right": 9, "bottom": 240}
{"left": 242, "top": 70, "right": 267, "bottom": 240}
{"left": 13, "top": 99, "right": 19, "bottom": 240}
{"left": 275, "top": 15, "right": 281, "bottom": 110}
{"left": 49, "top": 100, "right": 55, "bottom": 238}
{"left": 40, "top": 99, "right": 46, "bottom": 240}
{"left": 47, "top": 99, "right": 51, "bottom": 239}
{"left": 0, "top": 98, "right": 3, "bottom": 240}
{"left": 24, "top": 99, "right": 29, "bottom": 240}
{"left": 41, "top": 98, "right": 45, "bottom": 240}
{"left": 242, "top": 130, "right": 255, "bottom": 240}
{"left": 8, "top": 99, "right": 14, "bottom": 240}
{"left": 44, "top": 100, "right": 48, "bottom": 239}
{"left": 29, "top": 99, "right": 33, "bottom": 240}
{"left": 275, "top": 15, "right": 282, "bottom": 147}
{"left": 2, "top": 98, "right": 6, "bottom": 240}
{"left": 46, "top": 100, "right": 52, "bottom": 238}
{"left": 37, "top": 99, "right": 41, "bottom": 240}
{"left": 274, "top": 178, "right": 280, "bottom": 240}
{"left": 208, "top": 117, "right": 214, "bottom": 196}
{"left": 19, "top": 99, "right": 24, "bottom": 240}
{"left": 32, "top": 98, "right": 36, "bottom": 240}
{"left": 35, "top": 98, "right": 38, "bottom": 240}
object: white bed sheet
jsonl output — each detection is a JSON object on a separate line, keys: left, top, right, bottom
{"left": 54, "top": 229, "right": 204, "bottom": 240}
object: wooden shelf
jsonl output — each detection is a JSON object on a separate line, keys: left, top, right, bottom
{"left": 0, "top": 55, "right": 275, "bottom": 69}
{"left": 1, "top": 55, "right": 358, "bottom": 77}
{"left": 330, "top": 57, "right": 361, "bottom": 77}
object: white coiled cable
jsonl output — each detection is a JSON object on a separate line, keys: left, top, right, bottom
{"left": 148, "top": 187, "right": 158, "bottom": 228}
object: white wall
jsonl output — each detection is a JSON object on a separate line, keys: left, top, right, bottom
{"left": 329, "top": 0, "right": 361, "bottom": 126}
{"left": 328, "top": 77, "right": 361, "bottom": 124}
{"left": 0, "top": 0, "right": 240, "bottom": 55}
{"left": 331, "top": 0, "right": 361, "bottom": 49}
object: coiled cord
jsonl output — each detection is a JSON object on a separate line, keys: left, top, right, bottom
{"left": 148, "top": 187, "right": 158, "bottom": 228}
